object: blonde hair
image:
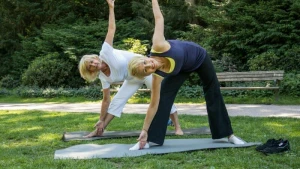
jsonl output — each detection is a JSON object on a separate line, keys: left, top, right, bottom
{"left": 128, "top": 55, "right": 147, "bottom": 79}
{"left": 78, "top": 54, "right": 101, "bottom": 82}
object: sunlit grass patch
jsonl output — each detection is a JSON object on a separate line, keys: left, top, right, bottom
{"left": 0, "top": 110, "right": 299, "bottom": 168}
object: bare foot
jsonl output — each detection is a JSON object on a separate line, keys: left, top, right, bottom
{"left": 175, "top": 128, "right": 184, "bottom": 135}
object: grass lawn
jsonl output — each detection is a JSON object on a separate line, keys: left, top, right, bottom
{"left": 0, "top": 110, "right": 299, "bottom": 169}
{"left": 1, "top": 95, "right": 300, "bottom": 105}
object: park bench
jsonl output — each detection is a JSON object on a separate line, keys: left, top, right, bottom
{"left": 217, "top": 70, "right": 284, "bottom": 100}
{"left": 108, "top": 70, "right": 284, "bottom": 100}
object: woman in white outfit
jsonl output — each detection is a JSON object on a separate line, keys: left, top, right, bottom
{"left": 78, "top": 0, "right": 183, "bottom": 137}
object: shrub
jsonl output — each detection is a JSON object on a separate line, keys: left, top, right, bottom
{"left": 16, "top": 86, "right": 43, "bottom": 98}
{"left": 21, "top": 53, "right": 73, "bottom": 88}
{"left": 0, "top": 88, "right": 10, "bottom": 96}
{"left": 281, "top": 73, "right": 300, "bottom": 96}
{"left": 177, "top": 85, "right": 203, "bottom": 98}
{"left": 0, "top": 75, "right": 20, "bottom": 89}
{"left": 248, "top": 52, "right": 280, "bottom": 71}
{"left": 15, "top": 86, "right": 103, "bottom": 99}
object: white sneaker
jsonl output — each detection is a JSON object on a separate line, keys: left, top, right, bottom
{"left": 228, "top": 135, "right": 245, "bottom": 144}
{"left": 129, "top": 141, "right": 150, "bottom": 150}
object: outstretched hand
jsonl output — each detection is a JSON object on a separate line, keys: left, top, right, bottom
{"left": 94, "top": 120, "right": 105, "bottom": 136}
{"left": 137, "top": 130, "right": 148, "bottom": 149}
{"left": 106, "top": 0, "right": 115, "bottom": 8}
{"left": 83, "top": 120, "right": 105, "bottom": 138}
{"left": 83, "top": 129, "right": 98, "bottom": 138}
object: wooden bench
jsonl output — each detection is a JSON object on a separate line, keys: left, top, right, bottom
{"left": 216, "top": 70, "right": 284, "bottom": 100}
{"left": 108, "top": 70, "right": 284, "bottom": 100}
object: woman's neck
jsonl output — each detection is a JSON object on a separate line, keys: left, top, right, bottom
{"left": 101, "top": 62, "right": 111, "bottom": 77}
{"left": 154, "top": 57, "right": 170, "bottom": 73}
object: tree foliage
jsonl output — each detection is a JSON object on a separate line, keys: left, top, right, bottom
{"left": 1, "top": 0, "right": 299, "bottom": 89}
{"left": 205, "top": 0, "right": 300, "bottom": 71}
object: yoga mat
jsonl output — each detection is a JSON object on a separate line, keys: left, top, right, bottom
{"left": 54, "top": 138, "right": 260, "bottom": 159}
{"left": 62, "top": 127, "right": 211, "bottom": 141}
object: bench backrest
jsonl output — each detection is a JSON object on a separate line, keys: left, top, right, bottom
{"left": 111, "top": 71, "right": 285, "bottom": 85}
{"left": 216, "top": 71, "right": 284, "bottom": 82}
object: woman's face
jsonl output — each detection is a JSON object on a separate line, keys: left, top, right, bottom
{"left": 137, "top": 57, "right": 158, "bottom": 77}
{"left": 87, "top": 58, "right": 105, "bottom": 73}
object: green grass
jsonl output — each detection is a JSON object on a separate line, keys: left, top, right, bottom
{"left": 0, "top": 110, "right": 299, "bottom": 169}
{"left": 1, "top": 95, "right": 299, "bottom": 105}
{"left": 0, "top": 96, "right": 98, "bottom": 103}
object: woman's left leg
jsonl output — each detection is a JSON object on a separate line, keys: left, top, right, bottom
{"left": 195, "top": 55, "right": 233, "bottom": 139}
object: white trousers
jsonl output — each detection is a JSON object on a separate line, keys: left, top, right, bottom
{"left": 108, "top": 75, "right": 177, "bottom": 117}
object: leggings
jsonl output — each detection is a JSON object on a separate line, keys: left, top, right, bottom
{"left": 147, "top": 55, "right": 233, "bottom": 145}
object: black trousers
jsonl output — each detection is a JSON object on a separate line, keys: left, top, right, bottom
{"left": 147, "top": 55, "right": 233, "bottom": 145}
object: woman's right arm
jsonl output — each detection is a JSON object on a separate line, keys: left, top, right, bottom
{"left": 104, "top": 0, "right": 115, "bottom": 46}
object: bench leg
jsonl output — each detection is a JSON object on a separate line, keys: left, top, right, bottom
{"left": 274, "top": 80, "right": 281, "bottom": 102}
{"left": 274, "top": 90, "right": 279, "bottom": 102}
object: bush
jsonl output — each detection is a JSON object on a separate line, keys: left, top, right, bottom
{"left": 248, "top": 52, "right": 280, "bottom": 71}
{"left": 177, "top": 85, "right": 203, "bottom": 98}
{"left": 0, "top": 88, "right": 10, "bottom": 96}
{"left": 0, "top": 75, "right": 20, "bottom": 89}
{"left": 15, "top": 86, "right": 103, "bottom": 99}
{"left": 21, "top": 53, "right": 74, "bottom": 88}
{"left": 16, "top": 86, "right": 43, "bottom": 98}
{"left": 76, "top": 86, "right": 102, "bottom": 99}
{"left": 281, "top": 73, "right": 300, "bottom": 96}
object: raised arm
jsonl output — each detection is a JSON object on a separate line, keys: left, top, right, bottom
{"left": 151, "top": 0, "right": 170, "bottom": 52}
{"left": 104, "top": 0, "right": 115, "bottom": 46}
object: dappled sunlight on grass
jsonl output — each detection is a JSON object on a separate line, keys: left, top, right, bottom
{"left": 84, "top": 116, "right": 99, "bottom": 121}
{"left": 0, "top": 96, "right": 101, "bottom": 103}
{"left": 265, "top": 122, "right": 285, "bottom": 127}
{"left": 0, "top": 110, "right": 299, "bottom": 168}
{"left": 41, "top": 112, "right": 69, "bottom": 118}
{"left": 1, "top": 94, "right": 300, "bottom": 104}
{"left": 26, "top": 126, "right": 43, "bottom": 131}
{"left": 2, "top": 114, "right": 37, "bottom": 123}
{"left": 0, "top": 110, "right": 25, "bottom": 115}
{"left": 289, "top": 132, "right": 300, "bottom": 137}
{"left": 38, "top": 133, "right": 58, "bottom": 141}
